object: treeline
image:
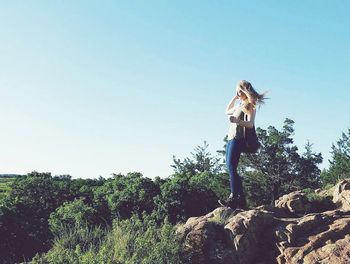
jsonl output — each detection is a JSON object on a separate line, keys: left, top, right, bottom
{"left": 0, "top": 118, "right": 349, "bottom": 263}
{"left": 0, "top": 174, "right": 22, "bottom": 178}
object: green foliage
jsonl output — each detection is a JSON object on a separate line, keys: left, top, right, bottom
{"left": 31, "top": 223, "right": 107, "bottom": 264}
{"left": 302, "top": 188, "right": 323, "bottom": 201}
{"left": 1, "top": 120, "right": 345, "bottom": 263}
{"left": 93, "top": 172, "right": 160, "bottom": 220}
{"left": 0, "top": 177, "right": 14, "bottom": 190}
{"left": 108, "top": 214, "right": 183, "bottom": 264}
{"left": 238, "top": 118, "right": 323, "bottom": 204}
{"left": 320, "top": 129, "right": 350, "bottom": 187}
{"left": 49, "top": 198, "right": 96, "bottom": 235}
{"left": 301, "top": 188, "right": 335, "bottom": 213}
{"left": 172, "top": 140, "right": 225, "bottom": 175}
{"left": 32, "top": 214, "right": 183, "bottom": 264}
{"left": 154, "top": 173, "right": 218, "bottom": 224}
{"left": 0, "top": 177, "right": 15, "bottom": 204}
{"left": 243, "top": 171, "right": 271, "bottom": 207}
{"left": 0, "top": 172, "right": 72, "bottom": 262}
{"left": 0, "top": 172, "right": 105, "bottom": 263}
{"left": 207, "top": 215, "right": 227, "bottom": 225}
{"left": 323, "top": 182, "right": 335, "bottom": 190}
{"left": 189, "top": 171, "right": 230, "bottom": 199}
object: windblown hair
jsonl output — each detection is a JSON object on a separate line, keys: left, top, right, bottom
{"left": 238, "top": 80, "right": 270, "bottom": 112}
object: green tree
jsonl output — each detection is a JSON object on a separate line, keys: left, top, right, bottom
{"left": 93, "top": 172, "right": 160, "bottom": 220}
{"left": 171, "top": 140, "right": 225, "bottom": 175}
{"left": 237, "top": 118, "right": 322, "bottom": 205}
{"left": 0, "top": 171, "right": 103, "bottom": 263}
{"left": 296, "top": 140, "right": 323, "bottom": 189}
{"left": 0, "top": 172, "right": 74, "bottom": 262}
{"left": 320, "top": 128, "right": 350, "bottom": 186}
{"left": 189, "top": 171, "right": 230, "bottom": 200}
{"left": 154, "top": 173, "right": 218, "bottom": 224}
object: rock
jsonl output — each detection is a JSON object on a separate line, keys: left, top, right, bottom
{"left": 176, "top": 180, "right": 350, "bottom": 264}
{"left": 333, "top": 179, "right": 350, "bottom": 210}
{"left": 176, "top": 207, "right": 240, "bottom": 264}
{"left": 315, "top": 188, "right": 322, "bottom": 194}
{"left": 317, "top": 185, "right": 336, "bottom": 197}
{"left": 274, "top": 191, "right": 310, "bottom": 216}
{"left": 176, "top": 207, "right": 277, "bottom": 264}
{"left": 224, "top": 209, "right": 276, "bottom": 264}
{"left": 275, "top": 210, "right": 350, "bottom": 264}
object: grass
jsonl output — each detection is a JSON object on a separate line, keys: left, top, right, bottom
{"left": 31, "top": 215, "right": 184, "bottom": 264}
{"left": 302, "top": 187, "right": 335, "bottom": 213}
{"left": 0, "top": 177, "right": 15, "bottom": 201}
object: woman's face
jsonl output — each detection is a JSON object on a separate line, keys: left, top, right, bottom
{"left": 236, "top": 87, "right": 247, "bottom": 100}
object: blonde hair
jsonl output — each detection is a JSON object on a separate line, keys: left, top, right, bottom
{"left": 237, "top": 80, "right": 270, "bottom": 112}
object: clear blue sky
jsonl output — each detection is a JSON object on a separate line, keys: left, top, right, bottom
{"left": 1, "top": 1, "right": 349, "bottom": 179}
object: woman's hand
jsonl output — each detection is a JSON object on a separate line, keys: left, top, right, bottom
{"left": 229, "top": 116, "right": 239, "bottom": 123}
{"left": 226, "top": 94, "right": 239, "bottom": 115}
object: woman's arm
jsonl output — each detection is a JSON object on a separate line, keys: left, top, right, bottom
{"left": 225, "top": 96, "right": 239, "bottom": 115}
{"left": 229, "top": 108, "right": 256, "bottom": 128}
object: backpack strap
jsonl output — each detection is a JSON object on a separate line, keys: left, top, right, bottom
{"left": 243, "top": 112, "right": 247, "bottom": 138}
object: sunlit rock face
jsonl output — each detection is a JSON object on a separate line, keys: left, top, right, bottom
{"left": 176, "top": 179, "right": 350, "bottom": 264}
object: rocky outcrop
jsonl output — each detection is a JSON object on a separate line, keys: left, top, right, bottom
{"left": 176, "top": 179, "right": 350, "bottom": 264}
{"left": 275, "top": 209, "right": 350, "bottom": 263}
{"left": 333, "top": 179, "right": 350, "bottom": 211}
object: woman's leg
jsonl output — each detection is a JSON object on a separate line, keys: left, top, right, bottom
{"left": 225, "top": 140, "right": 233, "bottom": 194}
{"left": 226, "top": 138, "right": 245, "bottom": 198}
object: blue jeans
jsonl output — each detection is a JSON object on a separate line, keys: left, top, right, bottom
{"left": 226, "top": 138, "right": 245, "bottom": 197}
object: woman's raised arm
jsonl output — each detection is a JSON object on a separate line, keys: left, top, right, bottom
{"left": 225, "top": 96, "right": 239, "bottom": 115}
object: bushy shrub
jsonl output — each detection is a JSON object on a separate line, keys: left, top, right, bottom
{"left": 49, "top": 198, "right": 96, "bottom": 235}
{"left": 32, "top": 213, "right": 184, "bottom": 264}
{"left": 154, "top": 174, "right": 218, "bottom": 224}
{"left": 93, "top": 172, "right": 161, "bottom": 221}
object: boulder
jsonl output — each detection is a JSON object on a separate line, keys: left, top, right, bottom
{"left": 333, "top": 179, "right": 350, "bottom": 210}
{"left": 224, "top": 209, "right": 276, "bottom": 264}
{"left": 176, "top": 207, "right": 276, "bottom": 263}
{"left": 176, "top": 207, "right": 240, "bottom": 264}
{"left": 274, "top": 190, "right": 310, "bottom": 216}
{"left": 275, "top": 210, "right": 350, "bottom": 263}
{"left": 176, "top": 180, "right": 350, "bottom": 263}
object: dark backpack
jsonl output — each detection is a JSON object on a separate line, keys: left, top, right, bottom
{"left": 242, "top": 114, "right": 261, "bottom": 153}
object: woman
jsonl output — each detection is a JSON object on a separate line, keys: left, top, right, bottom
{"left": 219, "top": 80, "right": 268, "bottom": 209}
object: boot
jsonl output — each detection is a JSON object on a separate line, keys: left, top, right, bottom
{"left": 218, "top": 196, "right": 237, "bottom": 209}
{"left": 236, "top": 194, "right": 247, "bottom": 210}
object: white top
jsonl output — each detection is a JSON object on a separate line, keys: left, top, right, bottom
{"left": 226, "top": 103, "right": 245, "bottom": 140}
